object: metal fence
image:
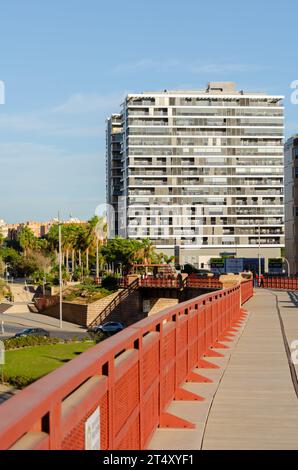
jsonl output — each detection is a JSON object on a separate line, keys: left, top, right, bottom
{"left": 0, "top": 280, "right": 253, "bottom": 450}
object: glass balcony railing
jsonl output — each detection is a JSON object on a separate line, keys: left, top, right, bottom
{"left": 172, "top": 109, "right": 283, "bottom": 117}
{"left": 128, "top": 148, "right": 283, "bottom": 157}
{"left": 128, "top": 127, "right": 283, "bottom": 137}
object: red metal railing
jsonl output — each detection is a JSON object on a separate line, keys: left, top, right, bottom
{"left": 241, "top": 279, "right": 254, "bottom": 304}
{"left": 186, "top": 276, "right": 222, "bottom": 289}
{"left": 262, "top": 277, "right": 298, "bottom": 290}
{"left": 0, "top": 280, "right": 253, "bottom": 450}
{"left": 139, "top": 275, "right": 222, "bottom": 289}
{"left": 139, "top": 277, "right": 180, "bottom": 288}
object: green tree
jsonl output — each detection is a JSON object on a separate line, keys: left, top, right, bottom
{"left": 101, "top": 237, "right": 143, "bottom": 272}
{"left": 18, "top": 226, "right": 36, "bottom": 255}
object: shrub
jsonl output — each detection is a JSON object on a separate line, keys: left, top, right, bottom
{"left": 101, "top": 274, "right": 120, "bottom": 290}
{"left": 2, "top": 374, "right": 35, "bottom": 388}
{"left": 88, "top": 331, "right": 105, "bottom": 344}
{"left": 83, "top": 277, "right": 94, "bottom": 286}
{"left": 4, "top": 335, "right": 62, "bottom": 350}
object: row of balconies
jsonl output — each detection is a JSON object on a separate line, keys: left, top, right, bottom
{"left": 128, "top": 148, "right": 283, "bottom": 157}
{"left": 129, "top": 178, "right": 283, "bottom": 186}
{"left": 127, "top": 215, "right": 284, "bottom": 226}
{"left": 127, "top": 189, "right": 284, "bottom": 202}
{"left": 128, "top": 98, "right": 281, "bottom": 108}
{"left": 172, "top": 119, "right": 283, "bottom": 127}
{"left": 127, "top": 108, "right": 283, "bottom": 117}
{"left": 126, "top": 197, "right": 283, "bottom": 210}
{"left": 128, "top": 168, "right": 283, "bottom": 177}
{"left": 127, "top": 219, "right": 283, "bottom": 235}
{"left": 126, "top": 232, "right": 283, "bottom": 246}
{"left": 130, "top": 158, "right": 284, "bottom": 167}
{"left": 128, "top": 137, "right": 282, "bottom": 146}
{"left": 127, "top": 128, "right": 283, "bottom": 137}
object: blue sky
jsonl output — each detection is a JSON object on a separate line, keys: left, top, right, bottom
{"left": 0, "top": 0, "right": 298, "bottom": 223}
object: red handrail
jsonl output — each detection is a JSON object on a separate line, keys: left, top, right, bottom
{"left": 262, "top": 277, "right": 298, "bottom": 290}
{"left": 0, "top": 281, "right": 253, "bottom": 450}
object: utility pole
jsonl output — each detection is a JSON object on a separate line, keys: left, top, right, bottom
{"left": 258, "top": 223, "right": 261, "bottom": 285}
{"left": 58, "top": 212, "right": 63, "bottom": 329}
{"left": 96, "top": 238, "right": 99, "bottom": 280}
{"left": 283, "top": 257, "right": 291, "bottom": 277}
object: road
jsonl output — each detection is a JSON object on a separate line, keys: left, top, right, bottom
{"left": 0, "top": 283, "right": 88, "bottom": 340}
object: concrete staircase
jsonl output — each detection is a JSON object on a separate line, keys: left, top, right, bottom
{"left": 88, "top": 279, "right": 140, "bottom": 328}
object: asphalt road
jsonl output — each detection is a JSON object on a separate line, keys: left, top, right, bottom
{"left": 0, "top": 307, "right": 88, "bottom": 340}
{"left": 0, "top": 282, "right": 89, "bottom": 340}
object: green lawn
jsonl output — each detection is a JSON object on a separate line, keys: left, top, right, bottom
{"left": 2, "top": 342, "right": 95, "bottom": 388}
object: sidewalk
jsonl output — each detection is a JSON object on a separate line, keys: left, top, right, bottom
{"left": 149, "top": 289, "right": 298, "bottom": 450}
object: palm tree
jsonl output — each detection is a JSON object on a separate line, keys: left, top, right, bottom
{"left": 18, "top": 226, "right": 36, "bottom": 256}
{"left": 141, "top": 239, "right": 155, "bottom": 265}
{"left": 84, "top": 217, "right": 99, "bottom": 272}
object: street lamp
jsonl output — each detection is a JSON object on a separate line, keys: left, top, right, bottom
{"left": 283, "top": 257, "right": 291, "bottom": 277}
{"left": 4, "top": 263, "right": 10, "bottom": 283}
{"left": 95, "top": 217, "right": 106, "bottom": 281}
{"left": 258, "top": 223, "right": 261, "bottom": 284}
{"left": 58, "top": 213, "right": 63, "bottom": 329}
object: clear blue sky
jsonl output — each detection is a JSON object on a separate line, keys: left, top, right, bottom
{"left": 0, "top": 0, "right": 297, "bottom": 223}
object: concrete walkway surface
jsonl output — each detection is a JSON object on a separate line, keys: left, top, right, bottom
{"left": 149, "top": 289, "right": 298, "bottom": 450}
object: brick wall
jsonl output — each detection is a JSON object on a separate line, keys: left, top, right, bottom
{"left": 39, "top": 290, "right": 143, "bottom": 327}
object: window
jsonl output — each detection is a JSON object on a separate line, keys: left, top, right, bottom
{"left": 295, "top": 167, "right": 298, "bottom": 178}
{"left": 296, "top": 207, "right": 298, "bottom": 217}
{"left": 295, "top": 147, "right": 298, "bottom": 159}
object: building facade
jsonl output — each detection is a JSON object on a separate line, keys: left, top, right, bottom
{"left": 106, "top": 114, "right": 123, "bottom": 235}
{"left": 0, "top": 220, "right": 8, "bottom": 238}
{"left": 5, "top": 218, "right": 86, "bottom": 241}
{"left": 285, "top": 135, "right": 298, "bottom": 274}
{"left": 107, "top": 82, "right": 284, "bottom": 268}
{"left": 6, "top": 221, "right": 50, "bottom": 240}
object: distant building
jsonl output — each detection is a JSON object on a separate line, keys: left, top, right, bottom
{"left": 6, "top": 217, "right": 86, "bottom": 241}
{"left": 107, "top": 82, "right": 284, "bottom": 269}
{"left": 285, "top": 135, "right": 298, "bottom": 274}
{"left": 0, "top": 220, "right": 8, "bottom": 238}
{"left": 106, "top": 114, "right": 123, "bottom": 234}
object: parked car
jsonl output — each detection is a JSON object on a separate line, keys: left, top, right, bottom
{"left": 14, "top": 328, "right": 50, "bottom": 338}
{"left": 88, "top": 321, "right": 125, "bottom": 337}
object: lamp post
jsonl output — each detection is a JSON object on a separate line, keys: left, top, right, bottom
{"left": 283, "top": 257, "right": 291, "bottom": 277}
{"left": 258, "top": 223, "right": 261, "bottom": 284}
{"left": 58, "top": 214, "right": 63, "bottom": 329}
{"left": 4, "top": 263, "right": 9, "bottom": 283}
{"left": 95, "top": 217, "right": 106, "bottom": 281}
{"left": 96, "top": 237, "right": 99, "bottom": 280}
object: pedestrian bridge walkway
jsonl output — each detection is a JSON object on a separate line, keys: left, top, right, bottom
{"left": 150, "top": 289, "right": 298, "bottom": 450}
{"left": 2, "top": 282, "right": 298, "bottom": 450}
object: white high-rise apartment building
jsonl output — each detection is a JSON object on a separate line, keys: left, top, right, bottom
{"left": 107, "top": 82, "right": 284, "bottom": 267}
{"left": 285, "top": 135, "right": 298, "bottom": 275}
